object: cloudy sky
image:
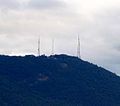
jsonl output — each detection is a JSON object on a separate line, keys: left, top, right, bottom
{"left": 0, "top": 0, "right": 120, "bottom": 74}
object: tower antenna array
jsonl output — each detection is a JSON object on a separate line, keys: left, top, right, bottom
{"left": 77, "top": 35, "right": 81, "bottom": 59}
{"left": 52, "top": 38, "right": 54, "bottom": 55}
{"left": 38, "top": 37, "right": 40, "bottom": 56}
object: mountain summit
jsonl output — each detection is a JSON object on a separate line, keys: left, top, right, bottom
{"left": 0, "top": 54, "right": 120, "bottom": 106}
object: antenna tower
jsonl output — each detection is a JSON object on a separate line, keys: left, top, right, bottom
{"left": 52, "top": 38, "right": 54, "bottom": 55}
{"left": 77, "top": 35, "right": 81, "bottom": 59}
{"left": 38, "top": 37, "right": 40, "bottom": 56}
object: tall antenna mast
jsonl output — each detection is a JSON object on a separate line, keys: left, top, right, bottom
{"left": 77, "top": 35, "right": 81, "bottom": 59}
{"left": 52, "top": 38, "right": 54, "bottom": 55}
{"left": 38, "top": 37, "right": 40, "bottom": 56}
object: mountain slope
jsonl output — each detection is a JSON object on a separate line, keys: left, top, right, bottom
{"left": 0, "top": 54, "right": 120, "bottom": 106}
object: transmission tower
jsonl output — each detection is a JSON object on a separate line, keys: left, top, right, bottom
{"left": 38, "top": 37, "right": 40, "bottom": 56}
{"left": 77, "top": 35, "right": 81, "bottom": 59}
{"left": 51, "top": 38, "right": 54, "bottom": 55}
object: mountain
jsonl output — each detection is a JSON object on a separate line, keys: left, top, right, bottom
{"left": 0, "top": 54, "right": 120, "bottom": 106}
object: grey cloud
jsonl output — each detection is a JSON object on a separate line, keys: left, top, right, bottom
{"left": 28, "top": 0, "right": 66, "bottom": 10}
{"left": 85, "top": 8, "right": 120, "bottom": 74}
{"left": 0, "top": 0, "right": 19, "bottom": 9}
{"left": 114, "top": 45, "right": 120, "bottom": 52}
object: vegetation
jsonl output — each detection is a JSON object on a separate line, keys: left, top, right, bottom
{"left": 0, "top": 54, "right": 120, "bottom": 106}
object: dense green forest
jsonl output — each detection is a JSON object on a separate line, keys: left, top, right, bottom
{"left": 0, "top": 54, "right": 120, "bottom": 106}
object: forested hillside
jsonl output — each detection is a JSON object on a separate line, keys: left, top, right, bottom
{"left": 0, "top": 55, "right": 120, "bottom": 106}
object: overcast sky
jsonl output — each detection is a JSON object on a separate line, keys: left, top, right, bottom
{"left": 0, "top": 0, "right": 120, "bottom": 74}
